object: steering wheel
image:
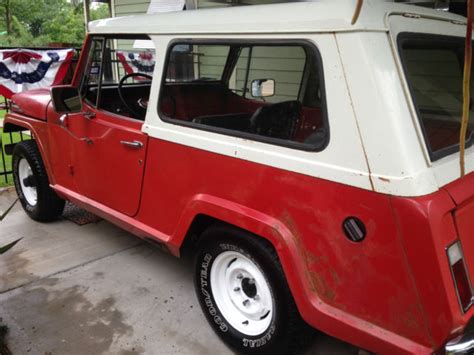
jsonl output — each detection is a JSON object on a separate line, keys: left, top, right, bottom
{"left": 118, "top": 72, "right": 153, "bottom": 118}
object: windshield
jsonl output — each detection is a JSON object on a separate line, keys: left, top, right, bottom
{"left": 398, "top": 33, "right": 474, "bottom": 161}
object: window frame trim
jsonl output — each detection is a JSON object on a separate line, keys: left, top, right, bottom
{"left": 397, "top": 32, "right": 474, "bottom": 162}
{"left": 80, "top": 36, "right": 105, "bottom": 108}
{"left": 157, "top": 38, "right": 329, "bottom": 153}
{"left": 77, "top": 34, "right": 156, "bottom": 123}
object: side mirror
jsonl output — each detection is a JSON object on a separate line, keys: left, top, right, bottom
{"left": 51, "top": 86, "right": 82, "bottom": 113}
{"left": 251, "top": 79, "right": 275, "bottom": 98}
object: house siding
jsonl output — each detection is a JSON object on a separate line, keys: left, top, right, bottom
{"left": 114, "top": 0, "right": 151, "bottom": 16}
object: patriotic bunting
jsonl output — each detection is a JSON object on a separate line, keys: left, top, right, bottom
{"left": 117, "top": 50, "right": 156, "bottom": 76}
{"left": 0, "top": 48, "right": 75, "bottom": 99}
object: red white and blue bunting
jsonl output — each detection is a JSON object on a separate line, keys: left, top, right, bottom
{"left": 0, "top": 48, "right": 75, "bottom": 99}
{"left": 117, "top": 50, "right": 156, "bottom": 76}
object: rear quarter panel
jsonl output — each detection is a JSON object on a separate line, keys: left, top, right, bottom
{"left": 135, "top": 33, "right": 432, "bottom": 352}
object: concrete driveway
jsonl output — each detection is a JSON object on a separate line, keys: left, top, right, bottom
{"left": 0, "top": 187, "right": 358, "bottom": 355}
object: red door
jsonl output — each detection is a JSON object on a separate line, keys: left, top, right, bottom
{"left": 61, "top": 104, "right": 147, "bottom": 216}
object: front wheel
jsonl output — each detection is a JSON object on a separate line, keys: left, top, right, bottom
{"left": 194, "top": 225, "right": 308, "bottom": 354}
{"left": 13, "top": 140, "right": 65, "bottom": 222}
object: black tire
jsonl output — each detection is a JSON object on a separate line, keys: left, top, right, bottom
{"left": 194, "top": 225, "right": 308, "bottom": 354}
{"left": 12, "top": 140, "right": 65, "bottom": 222}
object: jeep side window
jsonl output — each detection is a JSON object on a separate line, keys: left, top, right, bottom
{"left": 399, "top": 33, "right": 474, "bottom": 160}
{"left": 159, "top": 42, "right": 328, "bottom": 151}
{"left": 165, "top": 44, "right": 230, "bottom": 82}
{"left": 229, "top": 46, "right": 306, "bottom": 104}
{"left": 81, "top": 35, "right": 155, "bottom": 121}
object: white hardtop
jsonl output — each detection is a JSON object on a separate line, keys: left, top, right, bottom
{"left": 89, "top": 0, "right": 466, "bottom": 35}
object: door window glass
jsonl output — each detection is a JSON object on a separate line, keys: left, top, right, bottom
{"left": 80, "top": 35, "right": 155, "bottom": 121}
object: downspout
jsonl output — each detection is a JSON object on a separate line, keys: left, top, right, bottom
{"left": 460, "top": 0, "right": 473, "bottom": 177}
{"left": 83, "top": 0, "right": 91, "bottom": 33}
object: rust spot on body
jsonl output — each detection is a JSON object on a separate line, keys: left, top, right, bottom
{"left": 308, "top": 271, "right": 335, "bottom": 301}
{"left": 280, "top": 210, "right": 335, "bottom": 302}
{"left": 329, "top": 268, "right": 342, "bottom": 285}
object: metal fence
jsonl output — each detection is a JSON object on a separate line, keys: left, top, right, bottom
{"left": 0, "top": 125, "right": 30, "bottom": 186}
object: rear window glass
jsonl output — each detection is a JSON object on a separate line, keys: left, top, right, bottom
{"left": 398, "top": 33, "right": 474, "bottom": 161}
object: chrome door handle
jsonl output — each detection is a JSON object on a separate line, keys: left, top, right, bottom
{"left": 120, "top": 140, "right": 143, "bottom": 149}
{"left": 59, "top": 114, "right": 68, "bottom": 127}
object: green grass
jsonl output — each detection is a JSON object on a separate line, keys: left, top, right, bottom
{"left": 0, "top": 126, "right": 30, "bottom": 187}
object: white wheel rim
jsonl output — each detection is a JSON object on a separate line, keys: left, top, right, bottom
{"left": 18, "top": 158, "right": 37, "bottom": 206}
{"left": 210, "top": 250, "right": 274, "bottom": 336}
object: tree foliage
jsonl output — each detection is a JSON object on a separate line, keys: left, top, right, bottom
{"left": 0, "top": 0, "right": 109, "bottom": 47}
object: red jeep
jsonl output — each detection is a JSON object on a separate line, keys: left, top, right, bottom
{"left": 4, "top": 1, "right": 474, "bottom": 353}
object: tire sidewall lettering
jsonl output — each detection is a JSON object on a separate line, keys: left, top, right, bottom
{"left": 242, "top": 325, "right": 275, "bottom": 348}
{"left": 200, "top": 252, "right": 228, "bottom": 333}
{"left": 219, "top": 243, "right": 242, "bottom": 253}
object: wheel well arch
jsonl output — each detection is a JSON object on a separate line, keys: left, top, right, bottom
{"left": 179, "top": 214, "right": 277, "bottom": 259}
{"left": 173, "top": 197, "right": 312, "bottom": 325}
{"left": 3, "top": 122, "right": 29, "bottom": 133}
{"left": 179, "top": 212, "right": 313, "bottom": 330}
{"left": 2, "top": 116, "right": 56, "bottom": 185}
{"left": 2, "top": 122, "right": 33, "bottom": 156}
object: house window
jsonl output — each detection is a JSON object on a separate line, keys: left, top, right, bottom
{"left": 159, "top": 41, "right": 328, "bottom": 151}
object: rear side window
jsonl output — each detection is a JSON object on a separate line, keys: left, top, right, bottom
{"left": 166, "top": 45, "right": 230, "bottom": 82}
{"left": 398, "top": 33, "right": 474, "bottom": 160}
{"left": 158, "top": 41, "right": 328, "bottom": 151}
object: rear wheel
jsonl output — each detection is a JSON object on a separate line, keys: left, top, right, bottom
{"left": 13, "top": 140, "right": 65, "bottom": 222}
{"left": 194, "top": 225, "right": 307, "bottom": 354}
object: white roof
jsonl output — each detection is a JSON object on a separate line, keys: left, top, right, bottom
{"left": 89, "top": 0, "right": 466, "bottom": 35}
